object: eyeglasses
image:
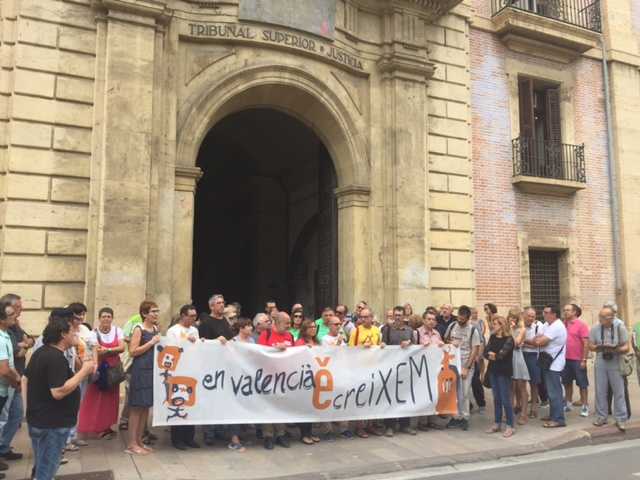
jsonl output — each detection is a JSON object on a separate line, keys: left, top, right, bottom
{"left": 330, "top": 323, "right": 341, "bottom": 326}
{"left": 293, "top": 314, "right": 303, "bottom": 318}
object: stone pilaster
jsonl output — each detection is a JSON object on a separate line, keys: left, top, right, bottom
{"left": 335, "top": 185, "right": 371, "bottom": 309}
{"left": 171, "top": 166, "right": 202, "bottom": 316}
{"left": 377, "top": 7, "right": 434, "bottom": 309}
{"left": 86, "top": 0, "right": 169, "bottom": 320}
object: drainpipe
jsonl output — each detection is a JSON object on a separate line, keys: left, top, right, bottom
{"left": 600, "top": 36, "right": 623, "bottom": 301}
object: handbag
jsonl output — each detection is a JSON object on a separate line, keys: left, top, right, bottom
{"left": 105, "top": 362, "right": 126, "bottom": 388}
{"left": 619, "top": 352, "right": 634, "bottom": 377}
{"left": 537, "top": 345, "right": 564, "bottom": 370}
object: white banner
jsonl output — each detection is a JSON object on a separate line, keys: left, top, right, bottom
{"left": 152, "top": 340, "right": 462, "bottom": 426}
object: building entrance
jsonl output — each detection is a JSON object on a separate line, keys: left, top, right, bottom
{"left": 192, "top": 108, "right": 338, "bottom": 317}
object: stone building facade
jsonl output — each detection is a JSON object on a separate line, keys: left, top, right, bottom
{"left": 0, "top": 0, "right": 637, "bottom": 330}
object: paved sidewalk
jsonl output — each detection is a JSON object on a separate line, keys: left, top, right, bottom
{"left": 6, "top": 374, "right": 640, "bottom": 480}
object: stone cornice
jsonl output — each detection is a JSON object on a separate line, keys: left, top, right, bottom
{"left": 93, "top": 0, "right": 172, "bottom": 21}
{"left": 175, "top": 165, "right": 203, "bottom": 192}
{"left": 377, "top": 52, "right": 435, "bottom": 82}
{"left": 386, "top": 0, "right": 464, "bottom": 19}
{"left": 335, "top": 184, "right": 371, "bottom": 209}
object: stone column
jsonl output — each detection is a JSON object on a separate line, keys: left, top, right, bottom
{"left": 335, "top": 185, "right": 371, "bottom": 310}
{"left": 377, "top": 8, "right": 434, "bottom": 308}
{"left": 172, "top": 166, "right": 202, "bottom": 313}
{"left": 87, "top": 0, "right": 169, "bottom": 320}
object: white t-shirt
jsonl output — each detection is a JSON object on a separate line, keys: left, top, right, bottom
{"left": 166, "top": 324, "right": 200, "bottom": 344}
{"left": 322, "top": 334, "right": 344, "bottom": 347}
{"left": 96, "top": 326, "right": 123, "bottom": 345}
{"left": 541, "top": 319, "right": 567, "bottom": 372}
{"left": 523, "top": 321, "right": 544, "bottom": 353}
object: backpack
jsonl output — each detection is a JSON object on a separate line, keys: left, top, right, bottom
{"left": 444, "top": 322, "right": 480, "bottom": 349}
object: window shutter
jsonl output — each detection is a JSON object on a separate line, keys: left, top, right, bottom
{"left": 518, "top": 77, "right": 534, "bottom": 140}
{"left": 545, "top": 87, "right": 562, "bottom": 145}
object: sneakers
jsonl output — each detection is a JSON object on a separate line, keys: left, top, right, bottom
{"left": 73, "top": 439, "right": 88, "bottom": 447}
{"left": 65, "top": 443, "right": 79, "bottom": 452}
{"left": 340, "top": 430, "right": 354, "bottom": 439}
{"left": 185, "top": 440, "right": 201, "bottom": 448}
{"left": 447, "top": 418, "right": 464, "bottom": 429}
{"left": 172, "top": 442, "right": 188, "bottom": 451}
{"left": 228, "top": 442, "right": 246, "bottom": 452}
{"left": 580, "top": 405, "right": 589, "bottom": 417}
{"left": 384, "top": 427, "right": 394, "bottom": 437}
{"left": 564, "top": 403, "right": 572, "bottom": 413}
{"left": 593, "top": 418, "right": 607, "bottom": 427}
{"left": 616, "top": 421, "right": 627, "bottom": 432}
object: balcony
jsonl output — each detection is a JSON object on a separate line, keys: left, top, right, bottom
{"left": 491, "top": 0, "right": 601, "bottom": 63}
{"left": 512, "top": 136, "right": 587, "bottom": 196}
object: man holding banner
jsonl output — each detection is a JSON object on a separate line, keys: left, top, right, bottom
{"left": 257, "top": 311, "right": 295, "bottom": 449}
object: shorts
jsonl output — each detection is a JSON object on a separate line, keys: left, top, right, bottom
{"left": 561, "top": 359, "right": 589, "bottom": 389}
{"left": 523, "top": 351, "right": 542, "bottom": 385}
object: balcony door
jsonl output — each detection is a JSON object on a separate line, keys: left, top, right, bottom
{"left": 518, "top": 76, "right": 563, "bottom": 179}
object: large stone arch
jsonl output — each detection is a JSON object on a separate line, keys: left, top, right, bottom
{"left": 176, "top": 63, "right": 369, "bottom": 188}
{"left": 172, "top": 64, "right": 372, "bottom": 312}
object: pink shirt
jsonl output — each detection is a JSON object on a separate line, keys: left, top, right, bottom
{"left": 565, "top": 318, "right": 589, "bottom": 361}
{"left": 416, "top": 327, "right": 444, "bottom": 347}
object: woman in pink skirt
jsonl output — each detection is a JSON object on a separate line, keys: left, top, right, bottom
{"left": 78, "top": 307, "right": 125, "bottom": 439}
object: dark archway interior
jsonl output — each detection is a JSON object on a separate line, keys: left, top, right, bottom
{"left": 193, "top": 108, "right": 338, "bottom": 318}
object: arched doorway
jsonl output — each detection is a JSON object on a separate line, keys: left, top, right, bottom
{"left": 192, "top": 108, "right": 338, "bottom": 317}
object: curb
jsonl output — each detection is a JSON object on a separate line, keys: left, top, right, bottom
{"left": 262, "top": 421, "right": 640, "bottom": 480}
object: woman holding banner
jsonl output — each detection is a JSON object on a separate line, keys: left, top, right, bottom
{"left": 295, "top": 320, "right": 322, "bottom": 445}
{"left": 126, "top": 301, "right": 161, "bottom": 455}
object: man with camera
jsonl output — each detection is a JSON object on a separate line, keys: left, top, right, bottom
{"left": 589, "top": 306, "right": 629, "bottom": 431}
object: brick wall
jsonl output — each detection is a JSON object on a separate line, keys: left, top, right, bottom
{"left": 470, "top": 29, "right": 615, "bottom": 324}
{"left": 0, "top": 0, "right": 95, "bottom": 332}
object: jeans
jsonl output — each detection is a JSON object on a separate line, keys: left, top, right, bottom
{"left": 29, "top": 425, "right": 71, "bottom": 480}
{"left": 0, "top": 388, "right": 23, "bottom": 454}
{"left": 543, "top": 369, "right": 565, "bottom": 425}
{"left": 489, "top": 371, "right": 514, "bottom": 427}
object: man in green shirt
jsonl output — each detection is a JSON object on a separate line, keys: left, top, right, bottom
{"left": 314, "top": 307, "right": 334, "bottom": 343}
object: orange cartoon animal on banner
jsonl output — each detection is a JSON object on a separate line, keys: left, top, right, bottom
{"left": 165, "top": 376, "right": 198, "bottom": 420}
{"left": 436, "top": 350, "right": 459, "bottom": 414}
{"left": 156, "top": 345, "right": 183, "bottom": 373}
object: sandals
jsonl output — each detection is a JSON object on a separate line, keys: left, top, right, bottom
{"left": 517, "top": 416, "right": 528, "bottom": 426}
{"left": 124, "top": 447, "right": 149, "bottom": 455}
{"left": 503, "top": 427, "right": 515, "bottom": 438}
{"left": 485, "top": 424, "right": 500, "bottom": 434}
{"left": 301, "top": 436, "right": 314, "bottom": 445}
{"left": 355, "top": 429, "right": 369, "bottom": 439}
{"left": 311, "top": 435, "right": 320, "bottom": 443}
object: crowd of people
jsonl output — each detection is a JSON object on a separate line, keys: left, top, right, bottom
{"left": 0, "top": 293, "right": 633, "bottom": 479}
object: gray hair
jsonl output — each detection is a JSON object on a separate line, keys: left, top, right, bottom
{"left": 208, "top": 294, "right": 224, "bottom": 305}
{"left": 603, "top": 301, "right": 618, "bottom": 313}
{"left": 253, "top": 313, "right": 268, "bottom": 327}
{"left": 0, "top": 294, "right": 21, "bottom": 306}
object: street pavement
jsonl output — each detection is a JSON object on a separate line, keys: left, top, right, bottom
{"left": 356, "top": 439, "right": 640, "bottom": 480}
{"left": 5, "top": 370, "right": 640, "bottom": 480}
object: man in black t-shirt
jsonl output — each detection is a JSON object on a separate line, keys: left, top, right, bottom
{"left": 197, "top": 294, "right": 234, "bottom": 446}
{"left": 25, "top": 309, "right": 94, "bottom": 480}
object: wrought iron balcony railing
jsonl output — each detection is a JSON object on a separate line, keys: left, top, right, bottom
{"left": 491, "top": 0, "right": 601, "bottom": 33}
{"left": 512, "top": 136, "right": 586, "bottom": 183}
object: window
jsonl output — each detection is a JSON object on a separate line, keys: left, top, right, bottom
{"left": 519, "top": 76, "right": 562, "bottom": 148}
{"left": 529, "top": 249, "right": 561, "bottom": 319}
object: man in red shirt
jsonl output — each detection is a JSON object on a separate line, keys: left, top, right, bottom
{"left": 562, "top": 304, "right": 590, "bottom": 417}
{"left": 257, "top": 312, "right": 294, "bottom": 449}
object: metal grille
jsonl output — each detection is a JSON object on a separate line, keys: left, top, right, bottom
{"left": 529, "top": 250, "right": 561, "bottom": 320}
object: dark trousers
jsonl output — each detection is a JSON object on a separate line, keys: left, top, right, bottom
{"left": 170, "top": 425, "right": 195, "bottom": 446}
{"left": 608, "top": 376, "right": 631, "bottom": 419}
{"left": 299, "top": 423, "right": 313, "bottom": 437}
{"left": 471, "top": 362, "right": 486, "bottom": 407}
{"left": 538, "top": 378, "right": 549, "bottom": 402}
{"left": 384, "top": 417, "right": 410, "bottom": 429}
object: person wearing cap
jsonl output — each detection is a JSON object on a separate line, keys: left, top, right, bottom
{"left": 604, "top": 301, "right": 632, "bottom": 419}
